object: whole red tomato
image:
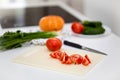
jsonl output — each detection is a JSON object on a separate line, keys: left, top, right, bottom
{"left": 46, "top": 38, "right": 62, "bottom": 51}
{"left": 71, "top": 22, "right": 84, "bottom": 34}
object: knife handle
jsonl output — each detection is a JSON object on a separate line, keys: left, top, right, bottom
{"left": 63, "top": 40, "right": 82, "bottom": 49}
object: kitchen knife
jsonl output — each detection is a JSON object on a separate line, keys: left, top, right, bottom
{"left": 63, "top": 40, "right": 107, "bottom": 55}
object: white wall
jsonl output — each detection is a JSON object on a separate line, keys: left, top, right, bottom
{"left": 25, "top": 0, "right": 67, "bottom": 4}
{"left": 83, "top": 0, "right": 120, "bottom": 37}
{"left": 67, "top": 0, "right": 84, "bottom": 14}
{"left": 25, "top": 0, "right": 84, "bottom": 13}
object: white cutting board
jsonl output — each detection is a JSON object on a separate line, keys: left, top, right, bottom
{"left": 13, "top": 46, "right": 105, "bottom": 76}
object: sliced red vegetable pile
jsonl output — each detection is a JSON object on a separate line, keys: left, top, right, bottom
{"left": 49, "top": 50, "right": 91, "bottom": 66}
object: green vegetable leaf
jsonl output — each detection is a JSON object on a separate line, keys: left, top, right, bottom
{"left": 0, "top": 30, "right": 57, "bottom": 51}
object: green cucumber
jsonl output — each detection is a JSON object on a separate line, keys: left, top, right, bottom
{"left": 82, "top": 20, "right": 105, "bottom": 35}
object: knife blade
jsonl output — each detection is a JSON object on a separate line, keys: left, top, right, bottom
{"left": 63, "top": 40, "right": 107, "bottom": 55}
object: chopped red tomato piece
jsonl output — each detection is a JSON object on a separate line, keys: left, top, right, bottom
{"left": 85, "top": 54, "right": 91, "bottom": 63}
{"left": 49, "top": 50, "right": 61, "bottom": 58}
{"left": 61, "top": 52, "right": 69, "bottom": 63}
{"left": 58, "top": 52, "right": 66, "bottom": 61}
{"left": 70, "top": 54, "right": 83, "bottom": 64}
{"left": 65, "top": 57, "right": 73, "bottom": 64}
{"left": 49, "top": 52, "right": 56, "bottom": 58}
{"left": 82, "top": 54, "right": 91, "bottom": 66}
{"left": 54, "top": 50, "right": 62, "bottom": 59}
{"left": 82, "top": 57, "right": 90, "bottom": 66}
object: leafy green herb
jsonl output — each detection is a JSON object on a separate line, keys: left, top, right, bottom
{"left": 0, "top": 30, "right": 57, "bottom": 50}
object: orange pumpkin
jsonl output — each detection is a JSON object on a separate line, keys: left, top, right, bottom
{"left": 39, "top": 15, "right": 64, "bottom": 31}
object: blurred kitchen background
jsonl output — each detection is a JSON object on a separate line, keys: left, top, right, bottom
{"left": 0, "top": 0, "right": 120, "bottom": 37}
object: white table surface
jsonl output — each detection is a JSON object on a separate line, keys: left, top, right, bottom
{"left": 0, "top": 1, "right": 120, "bottom": 80}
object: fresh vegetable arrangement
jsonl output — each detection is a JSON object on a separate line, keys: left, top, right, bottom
{"left": 0, "top": 30, "right": 57, "bottom": 50}
{"left": 49, "top": 50, "right": 91, "bottom": 66}
{"left": 71, "top": 20, "right": 105, "bottom": 35}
